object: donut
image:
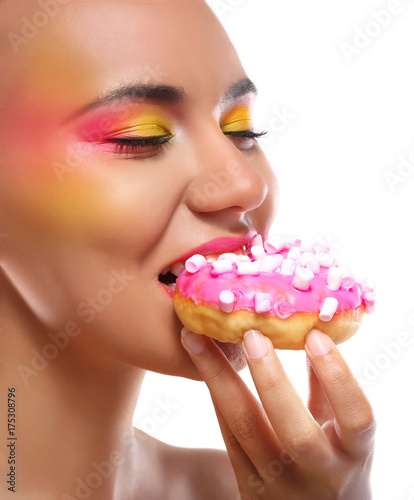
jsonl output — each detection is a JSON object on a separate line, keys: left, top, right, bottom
{"left": 173, "top": 235, "right": 375, "bottom": 350}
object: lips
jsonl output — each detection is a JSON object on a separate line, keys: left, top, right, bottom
{"left": 157, "top": 233, "right": 256, "bottom": 295}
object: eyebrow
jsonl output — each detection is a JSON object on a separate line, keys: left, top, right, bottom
{"left": 66, "top": 77, "right": 257, "bottom": 122}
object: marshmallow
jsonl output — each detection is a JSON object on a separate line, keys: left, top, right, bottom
{"left": 300, "top": 252, "right": 316, "bottom": 266}
{"left": 287, "top": 246, "right": 301, "bottom": 260}
{"left": 237, "top": 254, "right": 251, "bottom": 263}
{"left": 279, "top": 258, "right": 296, "bottom": 276}
{"left": 251, "top": 245, "right": 266, "bottom": 261}
{"left": 362, "top": 291, "right": 376, "bottom": 314}
{"left": 251, "top": 234, "right": 263, "bottom": 248}
{"left": 219, "top": 290, "right": 235, "bottom": 313}
{"left": 284, "top": 235, "right": 302, "bottom": 249}
{"left": 327, "top": 266, "right": 343, "bottom": 291}
{"left": 259, "top": 254, "right": 283, "bottom": 273}
{"left": 218, "top": 252, "right": 238, "bottom": 264}
{"left": 341, "top": 266, "right": 356, "bottom": 290}
{"left": 211, "top": 259, "right": 233, "bottom": 276}
{"left": 361, "top": 278, "right": 376, "bottom": 293}
{"left": 319, "top": 297, "right": 338, "bottom": 322}
{"left": 274, "top": 301, "right": 295, "bottom": 319}
{"left": 236, "top": 261, "right": 260, "bottom": 276}
{"left": 305, "top": 259, "right": 320, "bottom": 275}
{"left": 170, "top": 262, "right": 185, "bottom": 277}
{"left": 316, "top": 251, "right": 335, "bottom": 268}
{"left": 264, "top": 236, "right": 285, "bottom": 254}
{"left": 185, "top": 254, "right": 207, "bottom": 273}
{"left": 292, "top": 267, "right": 314, "bottom": 291}
{"left": 254, "top": 292, "right": 271, "bottom": 313}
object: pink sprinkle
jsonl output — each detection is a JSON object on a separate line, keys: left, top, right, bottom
{"left": 211, "top": 259, "right": 233, "bottom": 276}
{"left": 275, "top": 301, "right": 295, "bottom": 319}
{"left": 362, "top": 291, "right": 376, "bottom": 314}
{"left": 185, "top": 254, "right": 207, "bottom": 273}
{"left": 341, "top": 276, "right": 355, "bottom": 291}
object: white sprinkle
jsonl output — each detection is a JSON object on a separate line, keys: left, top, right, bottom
{"left": 292, "top": 267, "right": 314, "bottom": 291}
{"left": 219, "top": 290, "right": 235, "bottom": 313}
{"left": 251, "top": 245, "right": 266, "bottom": 261}
{"left": 279, "top": 258, "right": 296, "bottom": 276}
{"left": 185, "top": 254, "right": 207, "bottom": 273}
{"left": 316, "top": 251, "right": 335, "bottom": 268}
{"left": 305, "top": 259, "right": 320, "bottom": 275}
{"left": 319, "top": 297, "right": 338, "bottom": 322}
{"left": 236, "top": 261, "right": 260, "bottom": 276}
{"left": 211, "top": 259, "right": 233, "bottom": 276}
{"left": 299, "top": 252, "right": 315, "bottom": 266}
{"left": 237, "top": 255, "right": 251, "bottom": 263}
{"left": 218, "top": 253, "right": 238, "bottom": 264}
{"left": 361, "top": 278, "right": 376, "bottom": 293}
{"left": 254, "top": 292, "right": 271, "bottom": 313}
{"left": 287, "top": 246, "right": 301, "bottom": 260}
{"left": 259, "top": 254, "right": 283, "bottom": 273}
{"left": 327, "top": 266, "right": 343, "bottom": 291}
{"left": 264, "top": 236, "right": 285, "bottom": 254}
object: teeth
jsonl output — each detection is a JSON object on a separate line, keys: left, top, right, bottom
{"left": 167, "top": 283, "right": 176, "bottom": 291}
{"left": 160, "top": 268, "right": 169, "bottom": 275}
{"left": 170, "top": 262, "right": 185, "bottom": 277}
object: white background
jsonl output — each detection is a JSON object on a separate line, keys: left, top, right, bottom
{"left": 134, "top": 2, "right": 414, "bottom": 499}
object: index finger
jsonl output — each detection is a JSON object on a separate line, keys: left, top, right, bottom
{"left": 305, "top": 329, "right": 376, "bottom": 457}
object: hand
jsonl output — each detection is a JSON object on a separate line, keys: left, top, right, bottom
{"left": 181, "top": 327, "right": 375, "bottom": 500}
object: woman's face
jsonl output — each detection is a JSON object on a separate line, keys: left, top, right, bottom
{"left": 0, "top": 0, "right": 278, "bottom": 380}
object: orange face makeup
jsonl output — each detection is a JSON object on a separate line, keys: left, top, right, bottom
{"left": 220, "top": 104, "right": 253, "bottom": 133}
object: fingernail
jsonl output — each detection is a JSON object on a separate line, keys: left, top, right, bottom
{"left": 181, "top": 327, "right": 206, "bottom": 354}
{"left": 306, "top": 329, "right": 332, "bottom": 356}
{"left": 243, "top": 330, "right": 269, "bottom": 360}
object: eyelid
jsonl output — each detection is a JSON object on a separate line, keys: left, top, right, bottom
{"left": 220, "top": 105, "right": 253, "bottom": 133}
{"left": 108, "top": 122, "right": 170, "bottom": 138}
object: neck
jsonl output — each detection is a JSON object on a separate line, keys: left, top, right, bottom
{"left": 0, "top": 268, "right": 148, "bottom": 499}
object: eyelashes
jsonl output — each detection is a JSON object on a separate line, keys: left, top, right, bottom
{"left": 105, "top": 129, "right": 268, "bottom": 159}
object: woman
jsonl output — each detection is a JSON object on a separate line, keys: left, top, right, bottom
{"left": 0, "top": 0, "right": 375, "bottom": 498}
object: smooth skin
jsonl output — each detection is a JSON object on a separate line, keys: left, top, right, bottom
{"left": 0, "top": 0, "right": 374, "bottom": 498}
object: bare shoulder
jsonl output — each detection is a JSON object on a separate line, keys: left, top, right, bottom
{"left": 160, "top": 440, "right": 240, "bottom": 500}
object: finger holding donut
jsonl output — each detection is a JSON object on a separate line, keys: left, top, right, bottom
{"left": 180, "top": 326, "right": 375, "bottom": 499}
{"left": 174, "top": 234, "right": 375, "bottom": 350}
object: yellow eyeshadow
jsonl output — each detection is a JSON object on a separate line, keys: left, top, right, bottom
{"left": 221, "top": 105, "right": 253, "bottom": 133}
{"left": 109, "top": 112, "right": 172, "bottom": 138}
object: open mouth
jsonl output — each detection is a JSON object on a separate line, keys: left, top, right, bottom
{"left": 157, "top": 246, "right": 250, "bottom": 292}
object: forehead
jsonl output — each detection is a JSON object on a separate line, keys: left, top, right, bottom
{"left": 2, "top": 0, "right": 246, "bottom": 111}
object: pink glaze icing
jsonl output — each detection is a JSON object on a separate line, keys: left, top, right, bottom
{"left": 175, "top": 236, "right": 375, "bottom": 319}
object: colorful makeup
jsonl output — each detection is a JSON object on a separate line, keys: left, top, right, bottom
{"left": 75, "top": 106, "right": 174, "bottom": 143}
{"left": 220, "top": 105, "right": 253, "bottom": 133}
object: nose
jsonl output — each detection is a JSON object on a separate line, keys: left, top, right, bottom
{"left": 185, "top": 130, "right": 269, "bottom": 215}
